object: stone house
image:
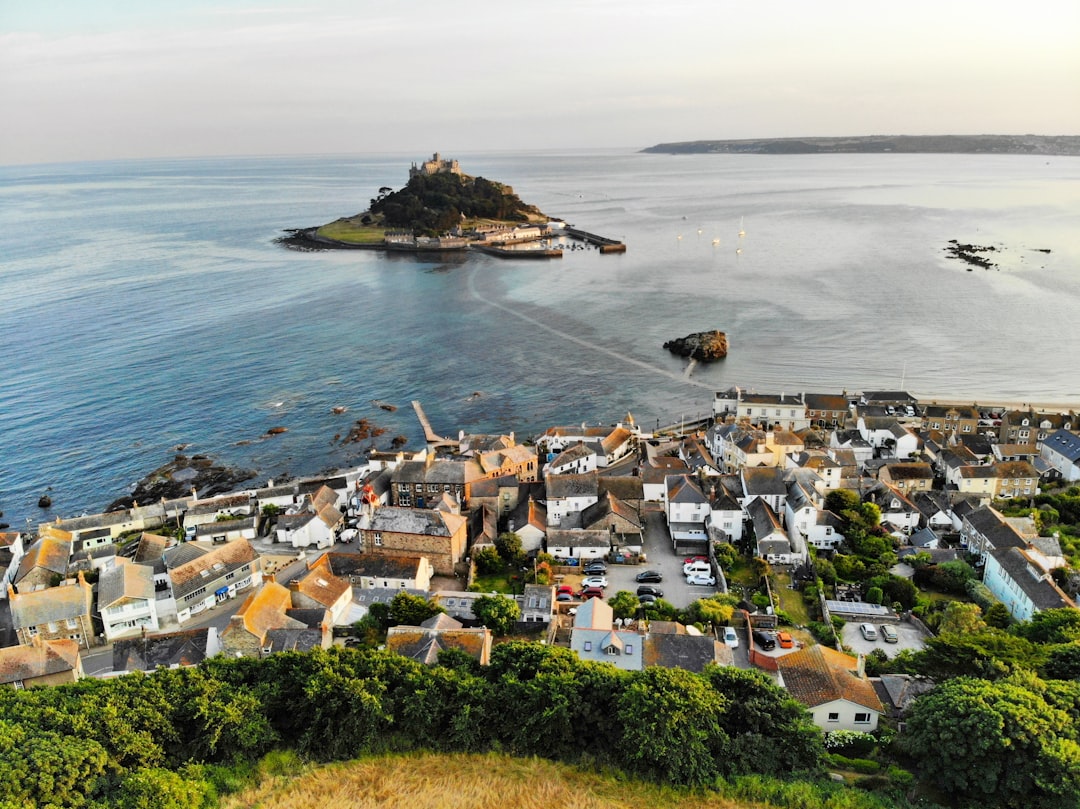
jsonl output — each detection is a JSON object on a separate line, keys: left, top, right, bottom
{"left": 361, "top": 506, "right": 468, "bottom": 576}
{"left": 0, "top": 637, "right": 83, "bottom": 689}
{"left": 8, "top": 573, "right": 95, "bottom": 649}
{"left": 284, "top": 554, "right": 354, "bottom": 625}
{"left": 112, "top": 627, "right": 220, "bottom": 673}
{"left": 12, "top": 534, "right": 72, "bottom": 593}
{"left": 220, "top": 580, "right": 331, "bottom": 658}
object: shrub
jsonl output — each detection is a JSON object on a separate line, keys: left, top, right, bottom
{"left": 823, "top": 729, "right": 877, "bottom": 756}
{"left": 809, "top": 621, "right": 836, "bottom": 645}
{"left": 865, "top": 586, "right": 883, "bottom": 605}
{"left": 473, "top": 546, "right": 503, "bottom": 575}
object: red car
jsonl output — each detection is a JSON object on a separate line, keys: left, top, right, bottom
{"left": 577, "top": 587, "right": 605, "bottom": 600}
{"left": 684, "top": 555, "right": 707, "bottom": 565}
{"left": 556, "top": 585, "right": 574, "bottom": 596}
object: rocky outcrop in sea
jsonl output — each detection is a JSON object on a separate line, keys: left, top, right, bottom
{"left": 105, "top": 454, "right": 256, "bottom": 513}
{"left": 663, "top": 330, "right": 729, "bottom": 361}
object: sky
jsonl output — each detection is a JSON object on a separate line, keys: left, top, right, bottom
{"left": 2, "top": 0, "right": 1078, "bottom": 165}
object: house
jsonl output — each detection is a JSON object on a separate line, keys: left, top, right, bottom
{"left": 641, "top": 456, "right": 689, "bottom": 501}
{"left": 1040, "top": 430, "right": 1080, "bottom": 482}
{"left": 167, "top": 539, "right": 261, "bottom": 625}
{"left": 282, "top": 554, "right": 354, "bottom": 624}
{"left": 804, "top": 392, "right": 851, "bottom": 429}
{"left": 0, "top": 532, "right": 27, "bottom": 597}
{"left": 912, "top": 491, "right": 959, "bottom": 532}
{"left": 8, "top": 573, "right": 95, "bottom": 649}
{"left": 708, "top": 424, "right": 774, "bottom": 473}
{"left": 983, "top": 546, "right": 1076, "bottom": 622}
{"left": 740, "top": 466, "right": 787, "bottom": 512}
{"left": 747, "top": 498, "right": 797, "bottom": 562}
{"left": 954, "top": 465, "right": 998, "bottom": 497}
{"left": 12, "top": 534, "right": 72, "bottom": 592}
{"left": 871, "top": 674, "right": 936, "bottom": 721}
{"left": 386, "top": 613, "right": 492, "bottom": 665}
{"left": 787, "top": 452, "right": 843, "bottom": 492}
{"left": 866, "top": 484, "right": 921, "bottom": 536}
{"left": 706, "top": 479, "right": 745, "bottom": 544}
{"left": 858, "top": 391, "right": 919, "bottom": 411}
{"left": 578, "top": 492, "right": 643, "bottom": 552}
{"left": 520, "top": 584, "right": 555, "bottom": 624}
{"left": 764, "top": 430, "right": 805, "bottom": 467}
{"left": 641, "top": 622, "right": 732, "bottom": 672}
{"left": 721, "top": 390, "right": 809, "bottom": 431}
{"left": 220, "top": 580, "right": 332, "bottom": 657}
{"left": 569, "top": 597, "right": 642, "bottom": 671}
{"left": 468, "top": 474, "right": 521, "bottom": 521}
{"left": 98, "top": 558, "right": 160, "bottom": 641}
{"left": 999, "top": 409, "right": 1077, "bottom": 448}
{"left": 362, "top": 506, "right": 468, "bottom": 576}
{"left": 546, "top": 529, "right": 611, "bottom": 561}
{"left": 960, "top": 507, "right": 1027, "bottom": 562}
{"left": 475, "top": 443, "right": 540, "bottom": 482}
{"left": 785, "top": 480, "right": 843, "bottom": 551}
{"left": 193, "top": 516, "right": 258, "bottom": 544}
{"left": 545, "top": 443, "right": 598, "bottom": 476}
{"left": 112, "top": 627, "right": 220, "bottom": 672}
{"left": 776, "top": 645, "right": 884, "bottom": 732}
{"left": 829, "top": 430, "right": 874, "bottom": 467}
{"left": 664, "top": 475, "right": 710, "bottom": 549}
{"left": 0, "top": 637, "right": 83, "bottom": 688}
{"left": 323, "top": 552, "right": 433, "bottom": 592}
{"left": 390, "top": 455, "right": 484, "bottom": 508}
{"left": 907, "top": 526, "right": 941, "bottom": 551}
{"left": 679, "top": 435, "right": 722, "bottom": 476}
{"left": 545, "top": 472, "right": 600, "bottom": 523}
{"left": 507, "top": 493, "right": 547, "bottom": 554}
{"left": 183, "top": 493, "right": 256, "bottom": 531}
{"left": 879, "top": 463, "right": 934, "bottom": 494}
{"left": 991, "top": 461, "right": 1040, "bottom": 499}
{"left": 276, "top": 485, "right": 343, "bottom": 549}
{"left": 922, "top": 404, "right": 981, "bottom": 438}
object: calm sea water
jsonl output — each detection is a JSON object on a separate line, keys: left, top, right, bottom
{"left": 1, "top": 150, "right": 1078, "bottom": 529}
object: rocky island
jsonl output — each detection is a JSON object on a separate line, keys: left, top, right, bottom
{"left": 663, "top": 330, "right": 729, "bottom": 361}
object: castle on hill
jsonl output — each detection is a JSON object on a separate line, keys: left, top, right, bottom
{"left": 409, "top": 152, "right": 461, "bottom": 180}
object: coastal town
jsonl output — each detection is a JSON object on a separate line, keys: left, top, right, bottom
{"left": 3, "top": 386, "right": 1078, "bottom": 721}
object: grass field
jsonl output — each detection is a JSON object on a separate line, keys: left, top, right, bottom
{"left": 316, "top": 218, "right": 386, "bottom": 244}
{"left": 222, "top": 752, "right": 757, "bottom": 809}
{"left": 773, "top": 570, "right": 812, "bottom": 626}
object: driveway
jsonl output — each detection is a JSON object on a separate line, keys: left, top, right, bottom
{"left": 840, "top": 619, "right": 927, "bottom": 658}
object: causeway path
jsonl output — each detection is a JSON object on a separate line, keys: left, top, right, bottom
{"left": 466, "top": 265, "right": 712, "bottom": 391}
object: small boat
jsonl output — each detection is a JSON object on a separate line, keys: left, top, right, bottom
{"left": 738, "top": 217, "right": 746, "bottom": 238}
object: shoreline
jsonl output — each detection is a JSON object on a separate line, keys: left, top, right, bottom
{"left": 908, "top": 394, "right": 1079, "bottom": 412}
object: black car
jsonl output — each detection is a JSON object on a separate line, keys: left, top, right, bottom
{"left": 636, "top": 585, "right": 664, "bottom": 598}
{"left": 752, "top": 630, "right": 776, "bottom": 651}
{"left": 638, "top": 594, "right": 658, "bottom": 605}
{"left": 635, "top": 570, "right": 663, "bottom": 583}
{"left": 583, "top": 562, "right": 608, "bottom": 575}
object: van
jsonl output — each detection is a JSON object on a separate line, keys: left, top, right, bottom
{"left": 683, "top": 561, "right": 711, "bottom": 576}
{"left": 752, "top": 630, "right": 776, "bottom": 651}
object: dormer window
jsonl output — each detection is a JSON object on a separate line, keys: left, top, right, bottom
{"left": 1021, "top": 418, "right": 1030, "bottom": 427}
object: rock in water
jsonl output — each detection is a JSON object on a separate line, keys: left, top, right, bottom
{"left": 663, "top": 330, "right": 729, "bottom": 361}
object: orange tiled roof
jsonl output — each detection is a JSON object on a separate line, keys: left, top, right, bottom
{"left": 777, "top": 645, "right": 883, "bottom": 713}
{"left": 0, "top": 638, "right": 80, "bottom": 683}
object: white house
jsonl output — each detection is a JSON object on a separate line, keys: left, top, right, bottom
{"left": 785, "top": 481, "right": 843, "bottom": 551}
{"left": 777, "top": 645, "right": 884, "bottom": 732}
{"left": 983, "top": 546, "right": 1075, "bottom": 622}
{"left": 545, "top": 529, "right": 610, "bottom": 561}
{"left": 664, "top": 475, "right": 710, "bottom": 545}
{"left": 747, "top": 498, "right": 800, "bottom": 563}
{"left": 544, "top": 443, "right": 598, "bottom": 476}
{"left": 193, "top": 516, "right": 258, "bottom": 544}
{"left": 706, "top": 483, "right": 745, "bottom": 544}
{"left": 1040, "top": 430, "right": 1080, "bottom": 482}
{"left": 276, "top": 485, "right": 343, "bottom": 550}
{"left": 545, "top": 472, "right": 599, "bottom": 524}
{"left": 98, "top": 559, "right": 160, "bottom": 641}
{"left": 0, "top": 532, "right": 27, "bottom": 598}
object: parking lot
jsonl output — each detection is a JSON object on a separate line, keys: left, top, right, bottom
{"left": 840, "top": 619, "right": 928, "bottom": 657}
{"left": 559, "top": 507, "right": 719, "bottom": 609}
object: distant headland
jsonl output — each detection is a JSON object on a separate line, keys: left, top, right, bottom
{"left": 641, "top": 134, "right": 1080, "bottom": 156}
{"left": 277, "top": 152, "right": 625, "bottom": 257}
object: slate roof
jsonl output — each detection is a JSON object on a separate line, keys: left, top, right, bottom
{"left": 965, "top": 508, "right": 1026, "bottom": 553}
{"left": 666, "top": 475, "right": 708, "bottom": 504}
{"left": 546, "top": 528, "right": 610, "bottom": 549}
{"left": 546, "top": 472, "right": 599, "bottom": 499}
{"left": 1043, "top": 429, "right": 1080, "bottom": 464}
{"left": 777, "top": 645, "right": 883, "bottom": 712}
{"left": 330, "top": 553, "right": 423, "bottom": 580}
{"left": 804, "top": 392, "right": 850, "bottom": 412}
{"left": 185, "top": 494, "right": 254, "bottom": 517}
{"left": 133, "top": 533, "right": 171, "bottom": 564}
{"left": 369, "top": 507, "right": 465, "bottom": 537}
{"left": 15, "top": 536, "right": 71, "bottom": 582}
{"left": 642, "top": 633, "right": 732, "bottom": 672}
{"left": 194, "top": 516, "right": 257, "bottom": 537}
{"left": 871, "top": 674, "right": 936, "bottom": 717}
{"left": 598, "top": 476, "right": 644, "bottom": 502}
{"left": 741, "top": 466, "right": 787, "bottom": 497}
{"left": 0, "top": 638, "right": 81, "bottom": 684}
{"left": 10, "top": 578, "right": 93, "bottom": 629}
{"left": 98, "top": 560, "right": 156, "bottom": 609}
{"left": 168, "top": 539, "right": 258, "bottom": 600}
{"left": 264, "top": 628, "right": 326, "bottom": 653}
{"left": 990, "top": 547, "right": 1076, "bottom": 611}
{"left": 883, "top": 463, "right": 933, "bottom": 480}
{"left": 549, "top": 444, "right": 596, "bottom": 468}
{"left": 113, "top": 628, "right": 214, "bottom": 671}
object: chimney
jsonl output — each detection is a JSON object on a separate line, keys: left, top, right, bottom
{"left": 856, "top": 653, "right": 866, "bottom": 678}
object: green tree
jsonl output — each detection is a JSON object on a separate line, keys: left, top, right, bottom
{"left": 824, "top": 488, "right": 860, "bottom": 514}
{"left": 616, "top": 667, "right": 728, "bottom": 786}
{"left": 984, "top": 601, "right": 1013, "bottom": 629}
{"left": 1043, "top": 642, "right": 1080, "bottom": 681}
{"left": 607, "top": 590, "right": 640, "bottom": 621}
{"left": 472, "top": 594, "right": 520, "bottom": 635}
{"left": 388, "top": 591, "right": 444, "bottom": 627}
{"left": 494, "top": 531, "right": 525, "bottom": 566}
{"left": 1014, "top": 608, "right": 1080, "bottom": 644}
{"left": 865, "top": 586, "right": 883, "bottom": 605}
{"left": 683, "top": 594, "right": 738, "bottom": 628}
{"left": 902, "top": 676, "right": 1080, "bottom": 809}
{"left": 473, "top": 546, "right": 503, "bottom": 575}
{"left": 937, "top": 601, "right": 987, "bottom": 636}
{"left": 918, "top": 629, "right": 1045, "bottom": 680}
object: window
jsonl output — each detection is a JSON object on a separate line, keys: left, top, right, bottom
{"left": 605, "top": 646, "right": 618, "bottom": 656}
{"left": 47, "top": 622, "right": 58, "bottom": 633}
{"left": 854, "top": 712, "right": 871, "bottom": 724}
{"left": 414, "top": 483, "right": 422, "bottom": 492}
{"left": 626, "top": 644, "right": 634, "bottom": 654}
{"left": 583, "top": 641, "right": 592, "bottom": 651}
{"left": 427, "top": 484, "right": 438, "bottom": 493}
{"left": 827, "top": 712, "right": 839, "bottom": 722}
{"left": 66, "top": 618, "right": 78, "bottom": 629}
{"left": 225, "top": 571, "right": 235, "bottom": 581}
{"left": 373, "top": 533, "right": 382, "bottom": 546}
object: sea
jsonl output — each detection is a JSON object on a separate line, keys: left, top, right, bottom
{"left": 1, "top": 149, "right": 1079, "bottom": 531}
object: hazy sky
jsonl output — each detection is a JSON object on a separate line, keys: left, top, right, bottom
{"left": 2, "top": 0, "right": 1078, "bottom": 165}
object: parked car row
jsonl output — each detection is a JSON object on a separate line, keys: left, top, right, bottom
{"left": 751, "top": 629, "right": 795, "bottom": 651}
{"left": 860, "top": 622, "right": 898, "bottom": 643}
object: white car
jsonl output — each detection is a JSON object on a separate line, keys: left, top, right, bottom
{"left": 723, "top": 626, "right": 739, "bottom": 648}
{"left": 686, "top": 573, "right": 717, "bottom": 587}
{"left": 581, "top": 576, "right": 608, "bottom": 589}
{"left": 859, "top": 623, "right": 878, "bottom": 641}
{"left": 683, "top": 562, "right": 711, "bottom": 576}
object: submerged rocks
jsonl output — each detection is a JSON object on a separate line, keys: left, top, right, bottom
{"left": 105, "top": 454, "right": 255, "bottom": 513}
{"left": 663, "top": 330, "right": 729, "bottom": 361}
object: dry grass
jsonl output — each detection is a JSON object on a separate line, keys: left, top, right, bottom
{"left": 221, "top": 752, "right": 759, "bottom": 809}
{"left": 316, "top": 217, "right": 386, "bottom": 244}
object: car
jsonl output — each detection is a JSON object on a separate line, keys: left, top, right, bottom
{"left": 581, "top": 576, "right": 607, "bottom": 589}
{"left": 556, "top": 592, "right": 574, "bottom": 602}
{"left": 684, "top": 555, "right": 707, "bottom": 565}
{"left": 583, "top": 562, "right": 608, "bottom": 575}
{"left": 880, "top": 624, "right": 898, "bottom": 643}
{"left": 636, "top": 585, "right": 664, "bottom": 598}
{"left": 723, "top": 626, "right": 739, "bottom": 648}
{"left": 686, "top": 573, "right": 717, "bottom": 586}
{"left": 578, "top": 587, "right": 604, "bottom": 600}
{"left": 556, "top": 584, "right": 574, "bottom": 596}
{"left": 683, "top": 561, "right": 711, "bottom": 576}
{"left": 859, "top": 623, "right": 878, "bottom": 641}
{"left": 776, "top": 631, "right": 794, "bottom": 649}
{"left": 752, "top": 630, "right": 776, "bottom": 651}
{"left": 638, "top": 594, "right": 658, "bottom": 605}
{"left": 635, "top": 570, "right": 663, "bottom": 583}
